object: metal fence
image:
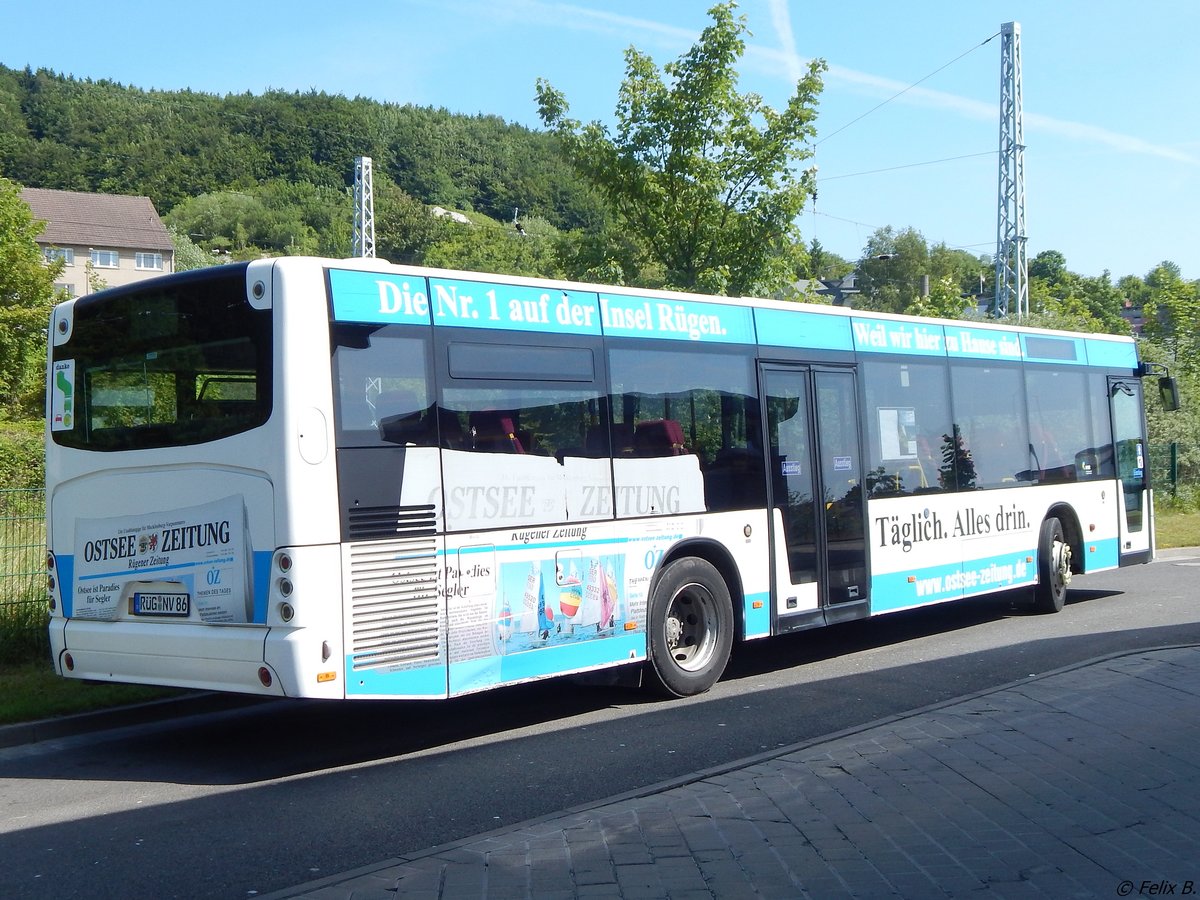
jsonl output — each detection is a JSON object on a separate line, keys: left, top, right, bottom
{"left": 1, "top": 488, "right": 47, "bottom": 662}
{"left": 1149, "top": 442, "right": 1200, "bottom": 497}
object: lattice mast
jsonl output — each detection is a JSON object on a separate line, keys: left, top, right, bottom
{"left": 994, "top": 21, "right": 1027, "bottom": 317}
{"left": 353, "top": 156, "right": 376, "bottom": 258}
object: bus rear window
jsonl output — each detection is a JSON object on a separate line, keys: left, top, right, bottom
{"left": 51, "top": 265, "right": 272, "bottom": 451}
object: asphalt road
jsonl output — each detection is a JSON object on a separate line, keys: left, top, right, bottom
{"left": 2, "top": 554, "right": 1198, "bottom": 900}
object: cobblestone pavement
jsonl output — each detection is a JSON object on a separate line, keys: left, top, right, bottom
{"left": 266, "top": 645, "right": 1200, "bottom": 899}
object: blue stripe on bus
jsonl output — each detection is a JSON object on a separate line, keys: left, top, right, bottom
{"left": 430, "top": 277, "right": 603, "bottom": 335}
{"left": 871, "top": 549, "right": 1037, "bottom": 612}
{"left": 1084, "top": 339, "right": 1138, "bottom": 370}
{"left": 346, "top": 660, "right": 447, "bottom": 697}
{"left": 55, "top": 551, "right": 274, "bottom": 623}
{"left": 57, "top": 554, "right": 75, "bottom": 617}
{"left": 753, "top": 308, "right": 853, "bottom": 351}
{"left": 450, "top": 631, "right": 645, "bottom": 693}
{"left": 743, "top": 590, "right": 770, "bottom": 638}
{"left": 598, "top": 293, "right": 755, "bottom": 343}
{"left": 944, "top": 325, "right": 1023, "bottom": 361}
{"left": 329, "top": 269, "right": 433, "bottom": 326}
{"left": 851, "top": 318, "right": 947, "bottom": 356}
{"left": 329, "top": 268, "right": 1141, "bottom": 372}
{"left": 1083, "top": 537, "right": 1120, "bottom": 571}
{"left": 252, "top": 551, "right": 272, "bottom": 623}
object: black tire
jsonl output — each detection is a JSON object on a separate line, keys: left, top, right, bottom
{"left": 644, "top": 557, "right": 734, "bottom": 697}
{"left": 1033, "top": 516, "right": 1071, "bottom": 614}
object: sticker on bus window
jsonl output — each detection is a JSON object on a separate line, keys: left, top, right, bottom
{"left": 781, "top": 460, "right": 803, "bottom": 476}
{"left": 834, "top": 456, "right": 853, "bottom": 471}
{"left": 52, "top": 360, "right": 75, "bottom": 431}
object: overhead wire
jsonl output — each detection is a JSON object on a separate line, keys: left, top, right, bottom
{"left": 809, "top": 30, "right": 1003, "bottom": 254}
{"left": 815, "top": 31, "right": 1002, "bottom": 147}
{"left": 817, "top": 150, "right": 996, "bottom": 182}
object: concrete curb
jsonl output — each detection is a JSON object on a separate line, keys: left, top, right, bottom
{"left": 0, "top": 690, "right": 268, "bottom": 749}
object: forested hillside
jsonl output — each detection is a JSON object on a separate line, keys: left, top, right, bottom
{"left": 0, "top": 63, "right": 606, "bottom": 258}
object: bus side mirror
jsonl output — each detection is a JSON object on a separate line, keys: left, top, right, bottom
{"left": 1159, "top": 376, "right": 1181, "bottom": 412}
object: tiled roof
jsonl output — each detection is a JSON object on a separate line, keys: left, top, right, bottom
{"left": 20, "top": 187, "right": 174, "bottom": 252}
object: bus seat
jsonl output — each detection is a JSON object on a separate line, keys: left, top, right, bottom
{"left": 584, "top": 423, "right": 633, "bottom": 457}
{"left": 634, "top": 419, "right": 685, "bottom": 456}
{"left": 469, "top": 410, "right": 525, "bottom": 453}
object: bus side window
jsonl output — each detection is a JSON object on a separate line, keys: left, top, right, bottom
{"left": 862, "top": 360, "right": 954, "bottom": 495}
{"left": 950, "top": 362, "right": 1031, "bottom": 489}
{"left": 609, "top": 346, "right": 765, "bottom": 513}
{"left": 1026, "top": 368, "right": 1109, "bottom": 483}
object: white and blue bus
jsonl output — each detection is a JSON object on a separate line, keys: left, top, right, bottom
{"left": 45, "top": 257, "right": 1172, "bottom": 698}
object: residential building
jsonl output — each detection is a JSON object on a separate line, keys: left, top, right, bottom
{"left": 20, "top": 187, "right": 175, "bottom": 298}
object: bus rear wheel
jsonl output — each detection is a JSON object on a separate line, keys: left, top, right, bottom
{"left": 1033, "top": 516, "right": 1071, "bottom": 614}
{"left": 645, "top": 557, "right": 734, "bottom": 698}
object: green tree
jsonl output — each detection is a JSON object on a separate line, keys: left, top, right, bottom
{"left": 1118, "top": 273, "right": 1151, "bottom": 309}
{"left": 1026, "top": 249, "right": 1127, "bottom": 332}
{"left": 0, "top": 177, "right": 60, "bottom": 417}
{"left": 855, "top": 227, "right": 928, "bottom": 313}
{"left": 535, "top": 1, "right": 825, "bottom": 296}
{"left": 929, "top": 243, "right": 990, "bottom": 303}
{"left": 373, "top": 177, "right": 450, "bottom": 264}
{"left": 168, "top": 224, "right": 219, "bottom": 272}
{"left": 164, "top": 180, "right": 351, "bottom": 258}
{"left": 1028, "top": 249, "right": 1068, "bottom": 283}
{"left": 422, "top": 214, "right": 564, "bottom": 278}
{"left": 903, "top": 274, "right": 973, "bottom": 319}
{"left": 1141, "top": 261, "right": 1200, "bottom": 360}
{"left": 805, "top": 239, "right": 852, "bottom": 279}
{"left": 555, "top": 224, "right": 664, "bottom": 287}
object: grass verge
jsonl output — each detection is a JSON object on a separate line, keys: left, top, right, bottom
{"left": 1155, "top": 508, "right": 1200, "bottom": 549}
{"left": 0, "top": 660, "right": 181, "bottom": 727}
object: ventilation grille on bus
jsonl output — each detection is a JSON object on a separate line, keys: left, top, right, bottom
{"left": 347, "top": 504, "right": 437, "bottom": 542}
{"left": 348, "top": 536, "right": 441, "bottom": 672}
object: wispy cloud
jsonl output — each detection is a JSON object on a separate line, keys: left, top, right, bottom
{"left": 765, "top": 0, "right": 804, "bottom": 86}
{"left": 499, "top": 0, "right": 698, "bottom": 46}
{"left": 1024, "top": 113, "right": 1199, "bottom": 165}
{"left": 820, "top": 63, "right": 1200, "bottom": 165}
{"left": 480, "top": 0, "right": 1200, "bottom": 167}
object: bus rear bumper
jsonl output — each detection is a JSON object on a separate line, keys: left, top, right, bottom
{"left": 52, "top": 617, "right": 287, "bottom": 697}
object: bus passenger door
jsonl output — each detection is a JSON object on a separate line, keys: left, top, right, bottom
{"left": 761, "top": 364, "right": 870, "bottom": 633}
{"left": 1109, "top": 377, "right": 1151, "bottom": 561}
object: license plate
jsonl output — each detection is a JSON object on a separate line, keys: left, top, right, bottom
{"left": 132, "top": 592, "right": 190, "bottom": 617}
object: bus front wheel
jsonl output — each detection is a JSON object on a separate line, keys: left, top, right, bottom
{"left": 645, "top": 557, "right": 734, "bottom": 697}
{"left": 1033, "top": 516, "right": 1071, "bottom": 614}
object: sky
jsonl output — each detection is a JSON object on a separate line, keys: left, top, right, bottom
{"left": 2, "top": 0, "right": 1198, "bottom": 281}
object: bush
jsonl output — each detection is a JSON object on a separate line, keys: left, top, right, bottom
{"left": 0, "top": 418, "right": 46, "bottom": 664}
{"left": 0, "top": 602, "right": 49, "bottom": 666}
{"left": 0, "top": 419, "right": 44, "bottom": 491}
